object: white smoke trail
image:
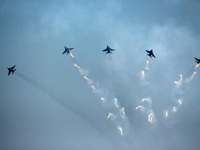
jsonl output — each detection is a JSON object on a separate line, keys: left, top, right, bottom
{"left": 113, "top": 98, "right": 119, "bottom": 108}
{"left": 147, "top": 109, "right": 156, "bottom": 124}
{"left": 135, "top": 97, "right": 157, "bottom": 125}
{"left": 120, "top": 107, "right": 126, "bottom": 120}
{"left": 135, "top": 105, "right": 145, "bottom": 112}
{"left": 145, "top": 60, "right": 149, "bottom": 70}
{"left": 83, "top": 76, "right": 93, "bottom": 85}
{"left": 136, "top": 58, "right": 157, "bottom": 125}
{"left": 107, "top": 112, "right": 113, "bottom": 119}
{"left": 147, "top": 110, "right": 154, "bottom": 124}
{"left": 139, "top": 60, "right": 150, "bottom": 85}
{"left": 172, "top": 106, "right": 177, "bottom": 112}
{"left": 164, "top": 63, "right": 199, "bottom": 119}
{"left": 174, "top": 74, "right": 183, "bottom": 86}
{"left": 172, "top": 99, "right": 182, "bottom": 112}
{"left": 164, "top": 111, "right": 168, "bottom": 118}
{"left": 74, "top": 64, "right": 89, "bottom": 76}
{"left": 107, "top": 112, "right": 117, "bottom": 120}
{"left": 140, "top": 70, "right": 145, "bottom": 80}
{"left": 190, "top": 71, "right": 197, "bottom": 80}
{"left": 164, "top": 98, "right": 183, "bottom": 119}
{"left": 70, "top": 54, "right": 130, "bottom": 136}
{"left": 117, "top": 126, "right": 123, "bottom": 136}
{"left": 177, "top": 99, "right": 183, "bottom": 105}
{"left": 185, "top": 71, "right": 197, "bottom": 83}
{"left": 141, "top": 97, "right": 152, "bottom": 107}
{"left": 70, "top": 53, "right": 74, "bottom": 58}
{"left": 195, "top": 64, "right": 200, "bottom": 69}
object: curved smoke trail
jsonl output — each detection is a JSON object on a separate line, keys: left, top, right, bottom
{"left": 68, "top": 52, "right": 130, "bottom": 136}
{"left": 163, "top": 64, "right": 199, "bottom": 119}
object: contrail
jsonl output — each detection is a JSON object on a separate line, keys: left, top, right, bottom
{"left": 15, "top": 71, "right": 118, "bottom": 150}
{"left": 15, "top": 72, "right": 56, "bottom": 99}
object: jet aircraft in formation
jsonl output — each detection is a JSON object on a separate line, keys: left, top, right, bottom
{"left": 62, "top": 46, "right": 74, "bottom": 55}
{"left": 7, "top": 65, "right": 16, "bottom": 76}
{"left": 7, "top": 46, "right": 200, "bottom": 76}
{"left": 102, "top": 45, "right": 115, "bottom": 54}
{"left": 145, "top": 49, "right": 156, "bottom": 58}
{"left": 194, "top": 57, "right": 200, "bottom": 64}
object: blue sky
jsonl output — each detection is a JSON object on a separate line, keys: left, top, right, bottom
{"left": 1, "top": 0, "right": 200, "bottom": 149}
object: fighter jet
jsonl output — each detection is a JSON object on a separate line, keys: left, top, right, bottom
{"left": 7, "top": 65, "right": 16, "bottom": 76}
{"left": 62, "top": 46, "right": 74, "bottom": 55}
{"left": 145, "top": 49, "right": 156, "bottom": 58}
{"left": 102, "top": 45, "right": 115, "bottom": 54}
{"left": 194, "top": 57, "right": 200, "bottom": 64}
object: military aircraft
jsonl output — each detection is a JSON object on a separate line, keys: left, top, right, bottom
{"left": 102, "top": 45, "right": 115, "bottom": 54}
{"left": 145, "top": 49, "right": 156, "bottom": 58}
{"left": 194, "top": 57, "right": 200, "bottom": 64}
{"left": 62, "top": 46, "right": 74, "bottom": 55}
{"left": 7, "top": 65, "right": 16, "bottom": 76}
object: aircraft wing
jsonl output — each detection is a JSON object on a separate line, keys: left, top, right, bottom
{"left": 194, "top": 57, "right": 198, "bottom": 61}
{"left": 102, "top": 49, "right": 107, "bottom": 52}
{"left": 145, "top": 50, "right": 150, "bottom": 53}
{"left": 11, "top": 65, "right": 16, "bottom": 69}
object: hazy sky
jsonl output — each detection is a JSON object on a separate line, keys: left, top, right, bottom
{"left": 1, "top": 0, "right": 200, "bottom": 150}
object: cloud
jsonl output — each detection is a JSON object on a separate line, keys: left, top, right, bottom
{"left": 1, "top": 0, "right": 200, "bottom": 150}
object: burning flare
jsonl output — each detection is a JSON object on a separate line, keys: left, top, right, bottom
{"left": 121, "top": 107, "right": 125, "bottom": 115}
{"left": 178, "top": 99, "right": 182, "bottom": 105}
{"left": 91, "top": 85, "right": 96, "bottom": 90}
{"left": 113, "top": 98, "right": 119, "bottom": 108}
{"left": 117, "top": 126, "right": 123, "bottom": 136}
{"left": 165, "top": 111, "right": 168, "bottom": 118}
{"left": 70, "top": 53, "right": 74, "bottom": 58}
{"left": 173, "top": 107, "right": 176, "bottom": 112}
{"left": 83, "top": 76, "right": 93, "bottom": 85}
{"left": 191, "top": 71, "right": 197, "bottom": 79}
{"left": 141, "top": 70, "right": 145, "bottom": 77}
{"left": 120, "top": 107, "right": 126, "bottom": 119}
{"left": 148, "top": 112, "right": 154, "bottom": 123}
{"left": 145, "top": 60, "right": 149, "bottom": 70}
{"left": 141, "top": 97, "right": 151, "bottom": 103}
{"left": 174, "top": 74, "right": 183, "bottom": 85}
{"left": 195, "top": 64, "right": 200, "bottom": 69}
{"left": 107, "top": 112, "right": 113, "bottom": 119}
{"left": 100, "top": 97, "right": 105, "bottom": 101}
{"left": 135, "top": 105, "right": 145, "bottom": 111}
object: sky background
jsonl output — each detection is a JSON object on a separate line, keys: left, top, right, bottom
{"left": 1, "top": 0, "right": 200, "bottom": 150}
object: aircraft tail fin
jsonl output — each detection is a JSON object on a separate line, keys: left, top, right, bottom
{"left": 12, "top": 69, "right": 16, "bottom": 74}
